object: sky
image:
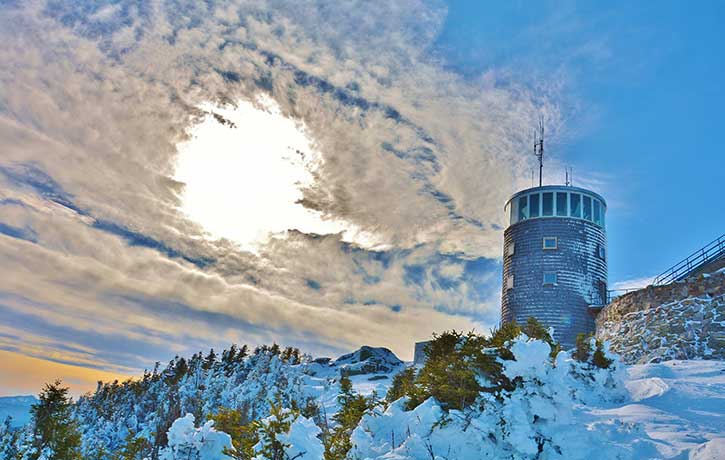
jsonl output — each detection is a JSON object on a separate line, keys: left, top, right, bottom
{"left": 0, "top": 0, "right": 723, "bottom": 396}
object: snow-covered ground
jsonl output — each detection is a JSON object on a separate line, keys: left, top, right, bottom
{"left": 344, "top": 343, "right": 725, "bottom": 460}
{"left": 599, "top": 360, "right": 725, "bottom": 459}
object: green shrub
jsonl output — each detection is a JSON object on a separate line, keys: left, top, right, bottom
{"left": 385, "top": 367, "right": 417, "bottom": 405}
{"left": 398, "top": 319, "right": 561, "bottom": 411}
{"left": 574, "top": 333, "right": 612, "bottom": 369}
{"left": 573, "top": 333, "right": 592, "bottom": 362}
{"left": 592, "top": 341, "right": 613, "bottom": 369}
{"left": 412, "top": 331, "right": 485, "bottom": 411}
{"left": 254, "top": 401, "right": 297, "bottom": 460}
{"left": 209, "top": 407, "right": 257, "bottom": 460}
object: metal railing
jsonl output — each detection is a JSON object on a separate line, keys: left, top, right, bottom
{"left": 652, "top": 234, "right": 725, "bottom": 286}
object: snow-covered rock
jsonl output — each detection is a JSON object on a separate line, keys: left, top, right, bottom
{"left": 159, "top": 414, "right": 233, "bottom": 460}
{"left": 253, "top": 412, "right": 323, "bottom": 460}
{"left": 334, "top": 346, "right": 404, "bottom": 376}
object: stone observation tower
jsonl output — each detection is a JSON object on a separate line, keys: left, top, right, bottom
{"left": 501, "top": 184, "right": 608, "bottom": 348}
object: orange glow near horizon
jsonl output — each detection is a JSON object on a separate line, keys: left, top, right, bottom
{"left": 0, "top": 350, "right": 133, "bottom": 398}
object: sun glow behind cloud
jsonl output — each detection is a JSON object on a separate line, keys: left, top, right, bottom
{"left": 175, "top": 96, "right": 379, "bottom": 251}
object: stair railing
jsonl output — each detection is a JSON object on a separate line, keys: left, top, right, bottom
{"left": 652, "top": 234, "right": 725, "bottom": 286}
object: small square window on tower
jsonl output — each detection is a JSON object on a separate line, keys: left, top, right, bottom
{"left": 543, "top": 237, "right": 557, "bottom": 250}
{"left": 543, "top": 272, "right": 558, "bottom": 286}
{"left": 596, "top": 244, "right": 606, "bottom": 260}
{"left": 507, "top": 242, "right": 515, "bottom": 257}
{"left": 506, "top": 274, "right": 514, "bottom": 290}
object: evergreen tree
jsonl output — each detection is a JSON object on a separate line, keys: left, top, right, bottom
{"left": 203, "top": 348, "right": 218, "bottom": 370}
{"left": 574, "top": 333, "right": 613, "bottom": 369}
{"left": 395, "top": 322, "right": 561, "bottom": 411}
{"left": 254, "top": 400, "right": 297, "bottom": 460}
{"left": 573, "top": 333, "right": 592, "bottom": 362}
{"left": 592, "top": 341, "right": 613, "bottom": 369}
{"left": 111, "top": 431, "right": 151, "bottom": 460}
{"left": 0, "top": 416, "right": 22, "bottom": 460}
{"left": 521, "top": 317, "right": 561, "bottom": 358}
{"left": 269, "top": 343, "right": 281, "bottom": 356}
{"left": 413, "top": 331, "right": 483, "bottom": 410}
{"left": 385, "top": 367, "right": 417, "bottom": 404}
{"left": 324, "top": 376, "right": 375, "bottom": 460}
{"left": 28, "top": 380, "right": 81, "bottom": 460}
{"left": 209, "top": 407, "right": 257, "bottom": 460}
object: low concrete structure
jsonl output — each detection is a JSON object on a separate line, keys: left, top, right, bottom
{"left": 413, "top": 341, "right": 429, "bottom": 366}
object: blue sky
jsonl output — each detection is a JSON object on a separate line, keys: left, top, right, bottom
{"left": 435, "top": 0, "right": 724, "bottom": 284}
{"left": 0, "top": 0, "right": 722, "bottom": 395}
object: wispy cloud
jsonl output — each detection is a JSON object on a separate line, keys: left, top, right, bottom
{"left": 610, "top": 276, "right": 654, "bottom": 291}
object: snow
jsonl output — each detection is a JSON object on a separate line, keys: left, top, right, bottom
{"left": 626, "top": 376, "right": 670, "bottom": 402}
{"left": 4, "top": 341, "right": 723, "bottom": 459}
{"left": 690, "top": 438, "right": 725, "bottom": 460}
{"left": 159, "top": 414, "right": 233, "bottom": 460}
{"left": 273, "top": 415, "right": 324, "bottom": 460}
{"left": 347, "top": 337, "right": 724, "bottom": 459}
{"left": 596, "top": 360, "right": 725, "bottom": 458}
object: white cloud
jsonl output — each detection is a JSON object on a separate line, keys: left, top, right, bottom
{"left": 611, "top": 276, "right": 654, "bottom": 291}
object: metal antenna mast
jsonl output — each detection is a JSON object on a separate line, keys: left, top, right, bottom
{"left": 534, "top": 117, "right": 544, "bottom": 187}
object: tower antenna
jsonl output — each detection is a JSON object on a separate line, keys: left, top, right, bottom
{"left": 534, "top": 117, "right": 544, "bottom": 187}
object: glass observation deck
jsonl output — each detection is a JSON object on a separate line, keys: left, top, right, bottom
{"left": 504, "top": 185, "right": 606, "bottom": 228}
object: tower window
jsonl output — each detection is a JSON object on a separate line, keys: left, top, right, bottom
{"left": 506, "top": 274, "right": 514, "bottom": 290}
{"left": 542, "top": 192, "right": 554, "bottom": 216}
{"left": 543, "top": 237, "right": 557, "bottom": 250}
{"left": 507, "top": 242, "right": 515, "bottom": 257}
{"left": 518, "top": 196, "right": 528, "bottom": 221}
{"left": 596, "top": 243, "right": 606, "bottom": 260}
{"left": 543, "top": 272, "right": 558, "bottom": 286}
{"left": 583, "top": 195, "right": 592, "bottom": 221}
{"left": 570, "top": 193, "right": 582, "bottom": 218}
{"left": 601, "top": 205, "right": 606, "bottom": 227}
{"left": 529, "top": 193, "right": 540, "bottom": 217}
{"left": 593, "top": 200, "right": 602, "bottom": 225}
{"left": 556, "top": 192, "right": 568, "bottom": 216}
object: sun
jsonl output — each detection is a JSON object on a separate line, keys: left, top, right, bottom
{"left": 174, "top": 95, "right": 376, "bottom": 251}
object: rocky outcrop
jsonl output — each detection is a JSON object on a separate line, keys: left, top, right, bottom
{"left": 334, "top": 346, "right": 404, "bottom": 376}
{"left": 596, "top": 270, "right": 724, "bottom": 364}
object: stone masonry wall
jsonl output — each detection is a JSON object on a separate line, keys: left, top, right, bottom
{"left": 596, "top": 270, "right": 724, "bottom": 364}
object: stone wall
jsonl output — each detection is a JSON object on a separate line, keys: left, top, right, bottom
{"left": 596, "top": 270, "right": 724, "bottom": 364}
